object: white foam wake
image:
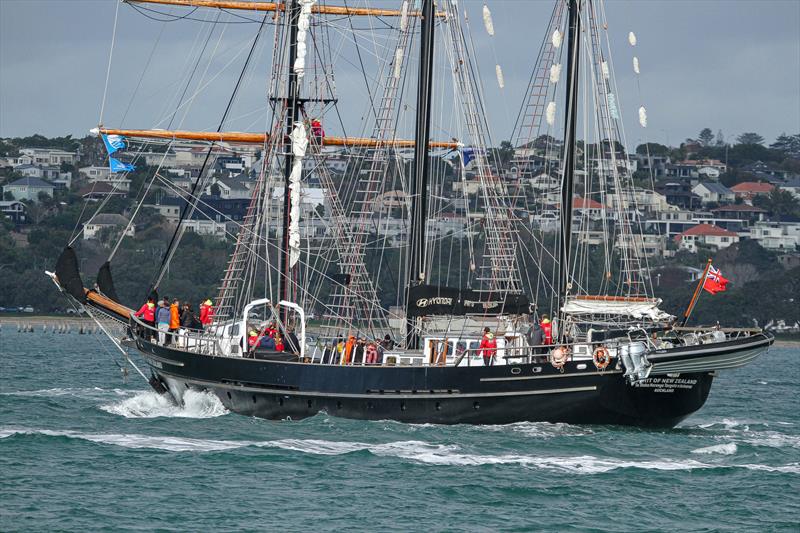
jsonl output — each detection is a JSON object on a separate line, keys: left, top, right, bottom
{"left": 2, "top": 428, "right": 797, "bottom": 474}
{"left": 100, "top": 390, "right": 228, "bottom": 419}
{"left": 1, "top": 387, "right": 136, "bottom": 400}
{"left": 691, "top": 443, "right": 738, "bottom": 455}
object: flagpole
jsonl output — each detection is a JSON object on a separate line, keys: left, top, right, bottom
{"left": 680, "top": 258, "right": 712, "bottom": 327}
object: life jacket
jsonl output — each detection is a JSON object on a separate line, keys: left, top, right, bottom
{"left": 311, "top": 119, "right": 324, "bottom": 137}
{"left": 248, "top": 332, "right": 259, "bottom": 347}
{"left": 275, "top": 339, "right": 285, "bottom": 352}
{"left": 541, "top": 320, "right": 553, "bottom": 344}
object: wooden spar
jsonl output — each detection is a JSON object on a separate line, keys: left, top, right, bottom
{"left": 125, "top": 0, "right": 447, "bottom": 18}
{"left": 680, "top": 258, "right": 712, "bottom": 327}
{"left": 84, "top": 289, "right": 134, "bottom": 318}
{"left": 96, "top": 127, "right": 460, "bottom": 149}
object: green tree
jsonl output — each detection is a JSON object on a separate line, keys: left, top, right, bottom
{"left": 736, "top": 132, "right": 765, "bottom": 146}
{"left": 635, "top": 142, "right": 670, "bottom": 156}
{"left": 698, "top": 128, "right": 714, "bottom": 147}
{"left": 753, "top": 188, "right": 800, "bottom": 219}
{"left": 3, "top": 191, "right": 13, "bottom": 201}
{"left": 770, "top": 133, "right": 800, "bottom": 156}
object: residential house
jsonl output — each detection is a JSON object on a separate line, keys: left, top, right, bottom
{"left": 741, "top": 161, "right": 792, "bottom": 182}
{"left": 748, "top": 220, "right": 800, "bottom": 251}
{"left": 692, "top": 182, "right": 735, "bottom": 205}
{"left": 730, "top": 181, "right": 774, "bottom": 203}
{"left": 615, "top": 232, "right": 667, "bottom": 258}
{"left": 633, "top": 153, "right": 671, "bottom": 178}
{"left": 667, "top": 159, "right": 727, "bottom": 180}
{"left": 18, "top": 148, "right": 77, "bottom": 166}
{"left": 0, "top": 200, "right": 27, "bottom": 224}
{"left": 710, "top": 204, "right": 767, "bottom": 225}
{"left": 645, "top": 209, "right": 695, "bottom": 238}
{"left": 204, "top": 176, "right": 252, "bottom": 200}
{"left": 655, "top": 180, "right": 701, "bottom": 209}
{"left": 14, "top": 164, "right": 44, "bottom": 178}
{"left": 674, "top": 224, "right": 739, "bottom": 253}
{"left": 78, "top": 182, "right": 128, "bottom": 201}
{"left": 3, "top": 177, "right": 54, "bottom": 201}
{"left": 606, "top": 188, "right": 670, "bottom": 213}
{"left": 80, "top": 165, "right": 132, "bottom": 192}
{"left": 572, "top": 197, "right": 606, "bottom": 221}
{"left": 83, "top": 213, "right": 134, "bottom": 240}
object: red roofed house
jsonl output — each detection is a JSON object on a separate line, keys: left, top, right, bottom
{"left": 675, "top": 223, "right": 740, "bottom": 253}
{"left": 571, "top": 196, "right": 606, "bottom": 221}
{"left": 730, "top": 181, "right": 774, "bottom": 203}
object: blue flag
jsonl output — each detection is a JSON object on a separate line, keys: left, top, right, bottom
{"left": 462, "top": 147, "right": 476, "bottom": 166}
{"left": 102, "top": 134, "right": 127, "bottom": 155}
{"left": 109, "top": 157, "right": 135, "bottom": 173}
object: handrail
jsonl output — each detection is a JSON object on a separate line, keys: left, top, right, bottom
{"left": 130, "top": 314, "right": 224, "bottom": 356}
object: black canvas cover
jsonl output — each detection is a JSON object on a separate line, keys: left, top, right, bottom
{"left": 96, "top": 261, "right": 121, "bottom": 304}
{"left": 407, "top": 284, "right": 531, "bottom": 317}
{"left": 54, "top": 247, "right": 87, "bottom": 302}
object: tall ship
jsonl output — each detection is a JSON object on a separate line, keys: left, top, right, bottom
{"left": 49, "top": 0, "right": 773, "bottom": 427}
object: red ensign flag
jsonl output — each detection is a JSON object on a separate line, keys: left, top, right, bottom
{"left": 703, "top": 265, "right": 729, "bottom": 295}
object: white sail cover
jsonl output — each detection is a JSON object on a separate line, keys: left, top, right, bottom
{"left": 288, "top": 123, "right": 308, "bottom": 268}
{"left": 549, "top": 63, "right": 562, "bottom": 84}
{"left": 562, "top": 298, "right": 673, "bottom": 321}
{"left": 482, "top": 5, "right": 494, "bottom": 36}
{"left": 293, "top": 0, "right": 316, "bottom": 79}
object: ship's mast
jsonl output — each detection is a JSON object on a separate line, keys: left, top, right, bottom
{"left": 405, "top": 0, "right": 435, "bottom": 349}
{"left": 279, "top": 0, "right": 302, "bottom": 316}
{"left": 557, "top": 0, "right": 581, "bottom": 325}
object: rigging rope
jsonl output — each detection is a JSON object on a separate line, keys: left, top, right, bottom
{"left": 99, "top": 0, "right": 121, "bottom": 126}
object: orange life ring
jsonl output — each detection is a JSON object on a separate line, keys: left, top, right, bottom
{"left": 593, "top": 346, "right": 611, "bottom": 370}
{"left": 551, "top": 347, "right": 570, "bottom": 370}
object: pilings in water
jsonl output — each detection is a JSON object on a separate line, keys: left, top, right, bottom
{"left": 0, "top": 317, "right": 108, "bottom": 335}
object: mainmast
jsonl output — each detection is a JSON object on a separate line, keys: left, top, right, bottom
{"left": 557, "top": 0, "right": 581, "bottom": 323}
{"left": 405, "top": 0, "right": 435, "bottom": 349}
{"left": 279, "top": 0, "right": 302, "bottom": 316}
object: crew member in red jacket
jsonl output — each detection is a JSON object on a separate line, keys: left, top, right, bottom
{"left": 199, "top": 299, "right": 214, "bottom": 327}
{"left": 479, "top": 327, "right": 497, "bottom": 366}
{"left": 540, "top": 314, "right": 553, "bottom": 345}
{"left": 134, "top": 297, "right": 157, "bottom": 340}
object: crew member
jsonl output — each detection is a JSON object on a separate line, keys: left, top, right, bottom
{"left": 199, "top": 299, "right": 214, "bottom": 327}
{"left": 248, "top": 329, "right": 260, "bottom": 348}
{"left": 540, "top": 314, "right": 553, "bottom": 345}
{"left": 479, "top": 327, "right": 497, "bottom": 366}
{"left": 169, "top": 298, "right": 180, "bottom": 345}
{"left": 134, "top": 297, "right": 156, "bottom": 340}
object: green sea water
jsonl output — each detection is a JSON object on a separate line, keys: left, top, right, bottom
{"left": 1, "top": 330, "right": 798, "bottom": 531}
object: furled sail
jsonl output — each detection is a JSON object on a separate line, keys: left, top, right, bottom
{"left": 288, "top": 123, "right": 308, "bottom": 268}
{"left": 562, "top": 298, "right": 673, "bottom": 321}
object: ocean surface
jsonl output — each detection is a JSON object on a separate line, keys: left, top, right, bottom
{"left": 1, "top": 329, "right": 798, "bottom": 532}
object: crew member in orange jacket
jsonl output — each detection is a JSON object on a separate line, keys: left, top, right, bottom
{"left": 168, "top": 298, "right": 180, "bottom": 345}
{"left": 199, "top": 299, "right": 214, "bottom": 327}
{"left": 540, "top": 314, "right": 553, "bottom": 345}
{"left": 479, "top": 327, "right": 497, "bottom": 366}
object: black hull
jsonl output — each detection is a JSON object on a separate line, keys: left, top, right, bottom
{"left": 130, "top": 333, "right": 774, "bottom": 428}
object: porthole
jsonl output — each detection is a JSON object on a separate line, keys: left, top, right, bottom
{"left": 511, "top": 367, "right": 521, "bottom": 375}
{"left": 252, "top": 395, "right": 257, "bottom": 404}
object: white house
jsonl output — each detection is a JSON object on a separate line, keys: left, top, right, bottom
{"left": 79, "top": 166, "right": 131, "bottom": 192}
{"left": 3, "top": 177, "right": 54, "bottom": 201}
{"left": 204, "top": 176, "right": 252, "bottom": 199}
{"left": 83, "top": 213, "right": 134, "bottom": 240}
{"left": 674, "top": 223, "right": 739, "bottom": 253}
{"left": 749, "top": 221, "right": 800, "bottom": 251}
{"left": 18, "top": 148, "right": 78, "bottom": 166}
{"left": 692, "top": 182, "right": 735, "bottom": 205}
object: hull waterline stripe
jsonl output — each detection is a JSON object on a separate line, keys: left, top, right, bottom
{"left": 158, "top": 372, "right": 598, "bottom": 399}
{"left": 480, "top": 369, "right": 622, "bottom": 382}
{"left": 141, "top": 352, "right": 185, "bottom": 367}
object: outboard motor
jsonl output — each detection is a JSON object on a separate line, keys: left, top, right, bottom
{"left": 620, "top": 341, "right": 651, "bottom": 382}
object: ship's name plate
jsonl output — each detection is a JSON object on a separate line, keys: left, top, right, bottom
{"left": 632, "top": 377, "right": 698, "bottom": 393}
